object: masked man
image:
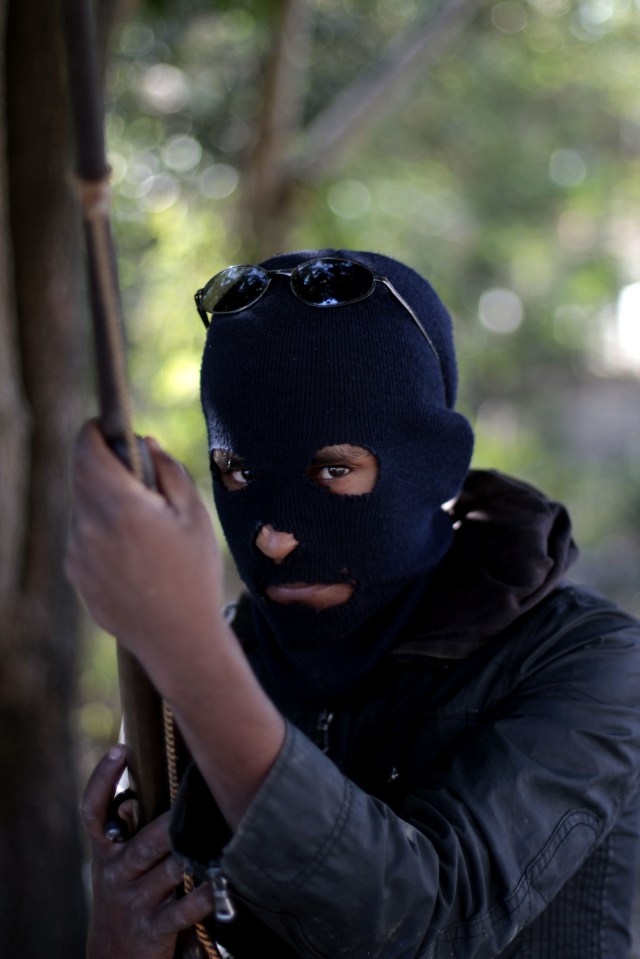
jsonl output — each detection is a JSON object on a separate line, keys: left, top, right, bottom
{"left": 67, "top": 250, "right": 640, "bottom": 959}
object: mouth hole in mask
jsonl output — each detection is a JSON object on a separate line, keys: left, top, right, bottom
{"left": 306, "top": 444, "right": 379, "bottom": 496}
{"left": 259, "top": 577, "right": 359, "bottom": 611}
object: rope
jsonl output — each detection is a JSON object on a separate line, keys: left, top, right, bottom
{"left": 163, "top": 703, "right": 222, "bottom": 959}
{"left": 163, "top": 700, "right": 181, "bottom": 804}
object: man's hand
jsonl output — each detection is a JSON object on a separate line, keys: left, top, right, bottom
{"left": 66, "top": 421, "right": 226, "bottom": 695}
{"left": 81, "top": 745, "right": 217, "bottom": 959}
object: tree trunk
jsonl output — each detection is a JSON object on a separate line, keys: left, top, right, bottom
{"left": 239, "top": 0, "right": 313, "bottom": 259}
{"left": 0, "top": 0, "right": 88, "bottom": 953}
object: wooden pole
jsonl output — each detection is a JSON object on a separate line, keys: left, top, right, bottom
{"left": 62, "top": 0, "right": 169, "bottom": 826}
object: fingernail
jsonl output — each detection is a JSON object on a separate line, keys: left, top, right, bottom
{"left": 108, "top": 744, "right": 125, "bottom": 761}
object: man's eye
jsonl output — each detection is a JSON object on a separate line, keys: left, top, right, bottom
{"left": 230, "top": 468, "right": 254, "bottom": 486}
{"left": 317, "top": 465, "right": 351, "bottom": 481}
{"left": 211, "top": 450, "right": 254, "bottom": 489}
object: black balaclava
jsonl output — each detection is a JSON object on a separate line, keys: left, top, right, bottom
{"left": 200, "top": 249, "right": 474, "bottom": 704}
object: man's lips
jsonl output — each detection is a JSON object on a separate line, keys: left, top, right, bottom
{"left": 264, "top": 581, "right": 354, "bottom": 610}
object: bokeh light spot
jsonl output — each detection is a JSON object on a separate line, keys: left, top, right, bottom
{"left": 549, "top": 149, "right": 587, "bottom": 187}
{"left": 199, "top": 164, "right": 240, "bottom": 199}
{"left": 139, "top": 175, "right": 180, "bottom": 212}
{"left": 615, "top": 282, "right": 640, "bottom": 373}
{"left": 491, "top": 1, "right": 529, "bottom": 33}
{"left": 579, "top": 0, "right": 616, "bottom": 25}
{"left": 162, "top": 135, "right": 202, "bottom": 172}
{"left": 139, "top": 64, "right": 189, "bottom": 114}
{"left": 327, "top": 180, "right": 372, "bottom": 219}
{"left": 479, "top": 288, "right": 524, "bottom": 334}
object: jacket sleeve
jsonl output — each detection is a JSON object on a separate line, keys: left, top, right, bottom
{"left": 171, "top": 590, "right": 640, "bottom": 959}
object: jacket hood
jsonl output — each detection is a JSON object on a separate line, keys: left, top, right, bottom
{"left": 395, "top": 469, "right": 579, "bottom": 659}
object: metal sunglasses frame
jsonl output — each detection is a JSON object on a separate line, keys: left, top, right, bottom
{"left": 194, "top": 257, "right": 441, "bottom": 369}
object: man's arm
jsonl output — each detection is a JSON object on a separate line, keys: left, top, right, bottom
{"left": 66, "top": 422, "right": 285, "bottom": 830}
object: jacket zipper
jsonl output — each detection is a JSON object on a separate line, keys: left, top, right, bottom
{"left": 315, "top": 709, "right": 334, "bottom": 754}
{"left": 206, "top": 862, "right": 236, "bottom": 923}
{"left": 203, "top": 712, "right": 334, "bottom": 925}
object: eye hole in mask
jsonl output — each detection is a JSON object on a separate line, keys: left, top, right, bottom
{"left": 306, "top": 445, "right": 379, "bottom": 496}
{"left": 211, "top": 448, "right": 254, "bottom": 491}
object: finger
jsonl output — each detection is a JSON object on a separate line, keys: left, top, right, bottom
{"left": 127, "top": 852, "right": 186, "bottom": 908}
{"left": 73, "top": 420, "right": 131, "bottom": 489}
{"left": 80, "top": 745, "right": 128, "bottom": 845}
{"left": 144, "top": 438, "right": 198, "bottom": 514}
{"left": 118, "top": 811, "right": 174, "bottom": 880}
{"left": 104, "top": 789, "right": 139, "bottom": 842}
{"left": 73, "top": 421, "right": 164, "bottom": 508}
{"left": 154, "top": 879, "right": 218, "bottom": 936}
{"left": 113, "top": 795, "right": 138, "bottom": 836}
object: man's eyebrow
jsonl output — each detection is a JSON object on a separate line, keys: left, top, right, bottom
{"left": 212, "top": 448, "right": 245, "bottom": 467}
{"left": 311, "top": 445, "right": 371, "bottom": 464}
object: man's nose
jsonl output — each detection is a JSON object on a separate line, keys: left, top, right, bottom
{"left": 255, "top": 524, "right": 299, "bottom": 563}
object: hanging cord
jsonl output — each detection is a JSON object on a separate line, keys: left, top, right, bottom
{"left": 163, "top": 703, "right": 222, "bottom": 959}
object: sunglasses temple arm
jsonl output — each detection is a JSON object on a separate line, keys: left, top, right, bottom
{"left": 380, "top": 278, "right": 441, "bottom": 368}
{"left": 194, "top": 291, "right": 211, "bottom": 329}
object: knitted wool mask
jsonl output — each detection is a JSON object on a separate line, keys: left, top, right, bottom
{"left": 200, "top": 250, "right": 474, "bottom": 677}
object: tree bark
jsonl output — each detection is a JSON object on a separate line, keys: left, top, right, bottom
{"left": 0, "top": 0, "right": 88, "bottom": 953}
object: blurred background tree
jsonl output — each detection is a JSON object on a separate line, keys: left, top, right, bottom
{"left": 0, "top": 0, "right": 92, "bottom": 953}
{"left": 1, "top": 0, "right": 638, "bottom": 953}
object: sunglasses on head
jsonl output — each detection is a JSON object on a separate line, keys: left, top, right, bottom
{"left": 194, "top": 256, "right": 440, "bottom": 366}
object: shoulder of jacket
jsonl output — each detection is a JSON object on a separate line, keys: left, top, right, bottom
{"left": 392, "top": 582, "right": 640, "bottom": 663}
{"left": 517, "top": 581, "right": 639, "bottom": 642}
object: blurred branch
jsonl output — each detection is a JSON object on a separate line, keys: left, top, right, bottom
{"left": 252, "top": 0, "right": 312, "bottom": 182}
{"left": 294, "top": 0, "right": 481, "bottom": 179}
{"left": 240, "top": 0, "right": 313, "bottom": 257}
{"left": 93, "top": 0, "right": 140, "bottom": 75}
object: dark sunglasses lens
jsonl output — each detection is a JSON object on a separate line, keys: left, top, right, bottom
{"left": 291, "top": 258, "right": 374, "bottom": 307}
{"left": 200, "top": 265, "right": 269, "bottom": 314}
